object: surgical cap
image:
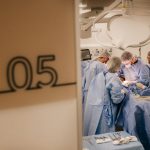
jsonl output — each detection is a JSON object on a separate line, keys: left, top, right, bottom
{"left": 92, "top": 48, "right": 111, "bottom": 60}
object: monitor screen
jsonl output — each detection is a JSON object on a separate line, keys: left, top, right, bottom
{"left": 81, "top": 49, "right": 91, "bottom": 61}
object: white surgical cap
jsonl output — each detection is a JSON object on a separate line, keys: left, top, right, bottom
{"left": 92, "top": 48, "right": 111, "bottom": 60}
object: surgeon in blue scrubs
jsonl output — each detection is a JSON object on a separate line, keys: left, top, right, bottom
{"left": 118, "top": 51, "right": 149, "bottom": 87}
{"left": 139, "top": 51, "right": 150, "bottom": 96}
{"left": 84, "top": 57, "right": 126, "bottom": 136}
{"left": 82, "top": 49, "right": 111, "bottom": 113}
{"left": 81, "top": 60, "right": 90, "bottom": 78}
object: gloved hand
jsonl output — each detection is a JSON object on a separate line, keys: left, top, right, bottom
{"left": 122, "top": 81, "right": 130, "bottom": 87}
{"left": 122, "top": 80, "right": 136, "bottom": 87}
{"left": 136, "top": 82, "right": 146, "bottom": 89}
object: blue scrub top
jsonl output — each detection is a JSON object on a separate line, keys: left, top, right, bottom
{"left": 118, "top": 58, "right": 150, "bottom": 86}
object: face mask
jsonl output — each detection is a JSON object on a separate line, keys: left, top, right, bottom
{"left": 125, "top": 64, "right": 131, "bottom": 68}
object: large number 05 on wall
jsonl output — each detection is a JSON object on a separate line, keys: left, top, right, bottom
{"left": 0, "top": 54, "right": 76, "bottom": 94}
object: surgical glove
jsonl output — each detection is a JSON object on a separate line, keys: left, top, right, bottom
{"left": 122, "top": 81, "right": 130, "bottom": 87}
{"left": 122, "top": 80, "right": 136, "bottom": 87}
{"left": 136, "top": 82, "right": 146, "bottom": 89}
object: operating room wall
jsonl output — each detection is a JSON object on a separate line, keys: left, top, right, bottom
{"left": 0, "top": 0, "right": 81, "bottom": 150}
{"left": 80, "top": 15, "right": 150, "bottom": 63}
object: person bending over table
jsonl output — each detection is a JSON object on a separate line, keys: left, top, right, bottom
{"left": 83, "top": 57, "right": 127, "bottom": 136}
{"left": 138, "top": 51, "right": 150, "bottom": 96}
{"left": 118, "top": 51, "right": 150, "bottom": 95}
{"left": 82, "top": 49, "right": 111, "bottom": 113}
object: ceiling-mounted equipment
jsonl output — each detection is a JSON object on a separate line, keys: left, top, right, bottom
{"left": 80, "top": 0, "right": 150, "bottom": 39}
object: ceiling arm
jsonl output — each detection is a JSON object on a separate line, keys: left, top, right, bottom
{"left": 81, "top": 0, "right": 122, "bottom": 32}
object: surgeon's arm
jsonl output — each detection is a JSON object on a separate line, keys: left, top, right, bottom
{"left": 137, "top": 65, "right": 149, "bottom": 86}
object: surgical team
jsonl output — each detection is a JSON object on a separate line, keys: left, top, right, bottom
{"left": 82, "top": 49, "right": 150, "bottom": 136}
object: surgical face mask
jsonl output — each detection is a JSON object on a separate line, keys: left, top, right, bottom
{"left": 123, "top": 60, "right": 131, "bottom": 68}
{"left": 125, "top": 64, "right": 131, "bottom": 68}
